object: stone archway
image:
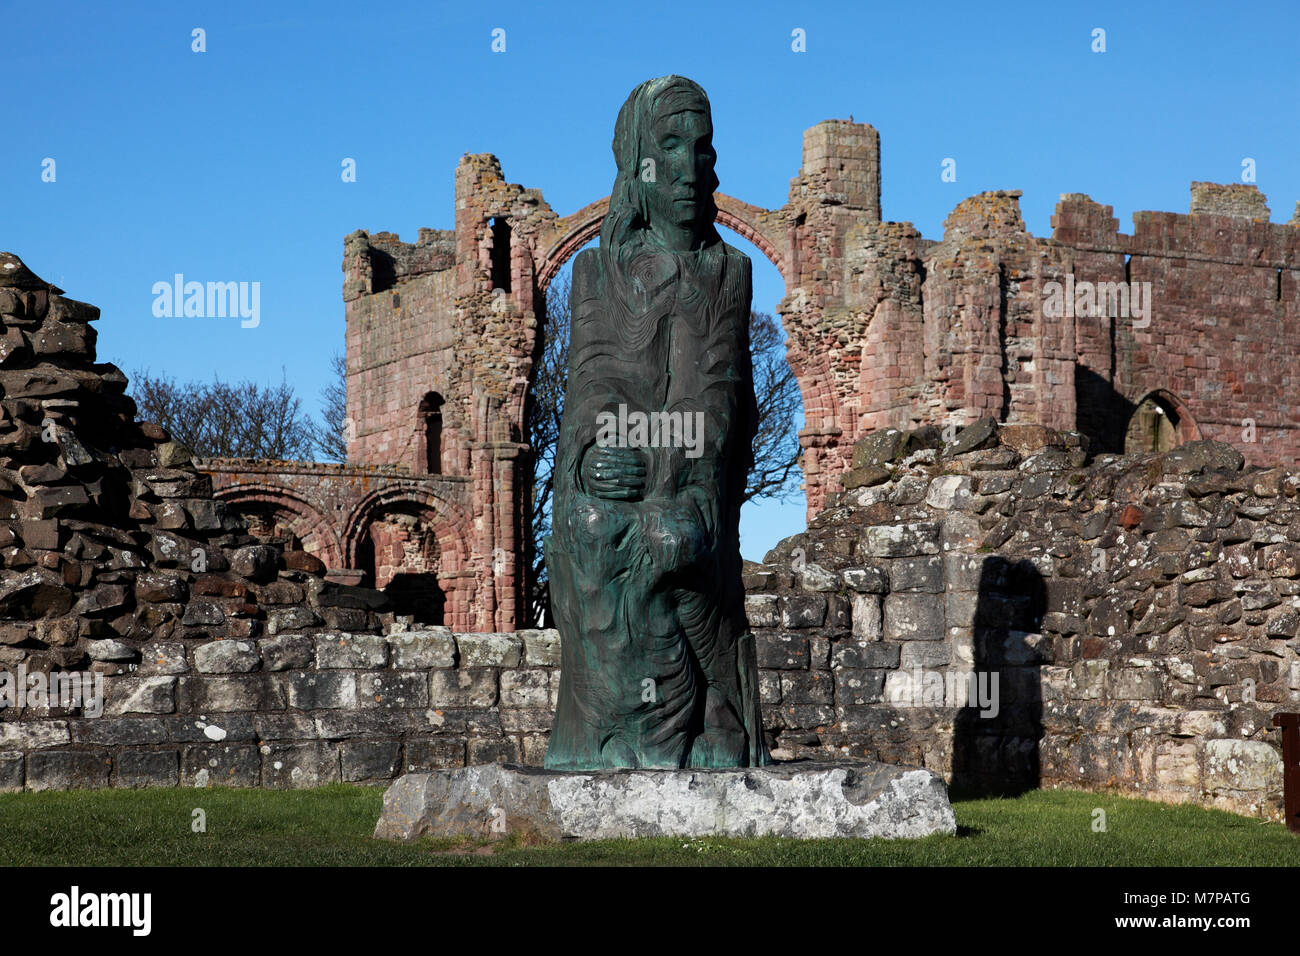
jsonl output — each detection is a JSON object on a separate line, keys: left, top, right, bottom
{"left": 1124, "top": 389, "right": 1202, "bottom": 453}
{"left": 525, "top": 192, "right": 801, "bottom": 475}
{"left": 512, "top": 193, "right": 805, "bottom": 622}
{"left": 213, "top": 485, "right": 343, "bottom": 571}
{"left": 533, "top": 192, "right": 790, "bottom": 293}
{"left": 346, "top": 122, "right": 885, "bottom": 629}
{"left": 343, "top": 486, "right": 472, "bottom": 629}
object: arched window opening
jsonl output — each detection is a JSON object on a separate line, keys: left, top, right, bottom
{"left": 1125, "top": 391, "right": 1196, "bottom": 454}
{"left": 490, "top": 217, "right": 512, "bottom": 293}
{"left": 419, "top": 392, "right": 444, "bottom": 474}
{"left": 359, "top": 511, "right": 444, "bottom": 626}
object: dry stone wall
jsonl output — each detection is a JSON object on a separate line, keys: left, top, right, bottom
{"left": 750, "top": 421, "right": 1296, "bottom": 821}
{"left": 0, "top": 251, "right": 559, "bottom": 791}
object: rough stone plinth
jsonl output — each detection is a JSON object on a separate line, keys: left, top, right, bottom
{"left": 373, "top": 761, "right": 957, "bottom": 842}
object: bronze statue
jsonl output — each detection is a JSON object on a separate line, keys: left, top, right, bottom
{"left": 544, "top": 76, "right": 770, "bottom": 769}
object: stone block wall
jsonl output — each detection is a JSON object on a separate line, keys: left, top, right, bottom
{"left": 6, "top": 416, "right": 1296, "bottom": 822}
{"left": 750, "top": 422, "right": 1297, "bottom": 820}
{"left": 1, "top": 626, "right": 562, "bottom": 791}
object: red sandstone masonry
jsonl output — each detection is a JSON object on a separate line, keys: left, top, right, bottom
{"left": 333, "top": 122, "right": 1297, "bottom": 577}
{"left": 180, "top": 124, "right": 1300, "bottom": 630}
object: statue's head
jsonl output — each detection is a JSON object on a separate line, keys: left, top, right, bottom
{"left": 602, "top": 75, "right": 721, "bottom": 258}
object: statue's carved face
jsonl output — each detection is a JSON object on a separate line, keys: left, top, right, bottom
{"left": 642, "top": 104, "right": 715, "bottom": 251}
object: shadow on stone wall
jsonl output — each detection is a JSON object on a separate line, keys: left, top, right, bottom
{"left": 950, "top": 556, "right": 1045, "bottom": 798}
{"left": 1074, "top": 365, "right": 1138, "bottom": 456}
{"left": 384, "top": 572, "right": 445, "bottom": 626}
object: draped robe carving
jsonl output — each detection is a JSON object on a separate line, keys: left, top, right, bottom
{"left": 544, "top": 76, "right": 770, "bottom": 770}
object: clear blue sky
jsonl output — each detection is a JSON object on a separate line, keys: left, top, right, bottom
{"left": 6, "top": 0, "right": 1297, "bottom": 561}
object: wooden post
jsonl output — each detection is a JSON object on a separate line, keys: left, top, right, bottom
{"left": 1273, "top": 713, "right": 1300, "bottom": 833}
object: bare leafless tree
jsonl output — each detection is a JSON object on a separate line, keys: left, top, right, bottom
{"left": 523, "top": 275, "right": 802, "bottom": 626}
{"left": 744, "top": 310, "right": 803, "bottom": 504}
{"left": 524, "top": 273, "right": 570, "bottom": 627}
{"left": 309, "top": 352, "right": 348, "bottom": 463}
{"left": 129, "top": 369, "right": 317, "bottom": 461}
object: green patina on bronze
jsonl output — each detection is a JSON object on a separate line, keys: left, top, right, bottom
{"left": 544, "top": 76, "right": 771, "bottom": 770}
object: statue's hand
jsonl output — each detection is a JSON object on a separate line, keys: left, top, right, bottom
{"left": 582, "top": 445, "right": 646, "bottom": 500}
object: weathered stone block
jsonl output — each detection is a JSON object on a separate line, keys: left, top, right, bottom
{"left": 1259, "top": 543, "right": 1300, "bottom": 578}
{"left": 251, "top": 713, "right": 318, "bottom": 741}
{"left": 315, "top": 633, "right": 388, "bottom": 669}
{"left": 778, "top": 671, "right": 834, "bottom": 704}
{"left": 891, "top": 555, "right": 944, "bottom": 592}
{"left": 105, "top": 676, "right": 176, "bottom": 715}
{"left": 456, "top": 633, "right": 522, "bottom": 667}
{"left": 313, "top": 711, "right": 422, "bottom": 739}
{"left": 797, "top": 563, "right": 840, "bottom": 591}
{"left": 114, "top": 750, "right": 179, "bottom": 788}
{"left": 841, "top": 565, "right": 888, "bottom": 593}
{"left": 391, "top": 629, "right": 456, "bottom": 668}
{"left": 500, "top": 669, "right": 551, "bottom": 708}
{"left": 943, "top": 590, "right": 980, "bottom": 630}
{"left": 259, "top": 634, "right": 315, "bottom": 671}
{"left": 744, "top": 594, "right": 781, "bottom": 628}
{"left": 182, "top": 743, "right": 261, "bottom": 787}
{"left": 833, "top": 641, "right": 899, "bottom": 669}
{"left": 468, "top": 736, "right": 519, "bottom": 765}
{"left": 834, "top": 668, "right": 886, "bottom": 706}
{"left": 137, "top": 642, "right": 188, "bottom": 676}
{"left": 168, "top": 714, "right": 257, "bottom": 742}
{"left": 521, "top": 734, "right": 551, "bottom": 765}
{"left": 925, "top": 475, "right": 973, "bottom": 510}
{"left": 177, "top": 675, "right": 285, "bottom": 713}
{"left": 182, "top": 600, "right": 225, "bottom": 626}
{"left": 1108, "top": 666, "right": 1162, "bottom": 701}
{"left": 27, "top": 750, "right": 110, "bottom": 790}
{"left": 850, "top": 592, "right": 883, "bottom": 642}
{"left": 404, "top": 737, "right": 467, "bottom": 771}
{"left": 341, "top": 739, "right": 402, "bottom": 782}
{"left": 1201, "top": 739, "right": 1282, "bottom": 791}
{"left": 944, "top": 553, "right": 989, "bottom": 592}
{"left": 852, "top": 428, "right": 910, "bottom": 468}
{"left": 520, "top": 629, "right": 561, "bottom": 667}
{"left": 70, "top": 718, "right": 168, "bottom": 746}
{"left": 756, "top": 632, "right": 809, "bottom": 670}
{"left": 861, "top": 523, "right": 941, "bottom": 558}
{"left": 781, "top": 594, "right": 827, "bottom": 628}
{"left": 261, "top": 742, "right": 340, "bottom": 789}
{"left": 781, "top": 703, "right": 835, "bottom": 728}
{"left": 358, "top": 671, "right": 429, "bottom": 709}
{"left": 194, "top": 639, "right": 260, "bottom": 674}
{"left": 1069, "top": 660, "right": 1108, "bottom": 700}
{"left": 900, "top": 642, "right": 952, "bottom": 668}
{"left": 0, "top": 751, "right": 22, "bottom": 792}
{"left": 884, "top": 593, "right": 944, "bottom": 640}
{"left": 266, "top": 606, "right": 323, "bottom": 634}
{"left": 429, "top": 668, "right": 497, "bottom": 708}
{"left": 1153, "top": 739, "right": 1199, "bottom": 790}
{"left": 286, "top": 671, "right": 357, "bottom": 710}
{"left": 86, "top": 639, "right": 137, "bottom": 662}
{"left": 500, "top": 708, "right": 555, "bottom": 733}
{"left": 230, "top": 544, "right": 279, "bottom": 581}
{"left": 374, "top": 762, "right": 957, "bottom": 842}
{"left": 426, "top": 706, "right": 503, "bottom": 736}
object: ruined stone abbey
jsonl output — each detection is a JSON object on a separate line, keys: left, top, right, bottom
{"left": 4, "top": 117, "right": 1298, "bottom": 818}
{"left": 202, "top": 118, "right": 1300, "bottom": 633}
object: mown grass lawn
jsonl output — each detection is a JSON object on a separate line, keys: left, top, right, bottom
{"left": 0, "top": 785, "right": 1294, "bottom": 866}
